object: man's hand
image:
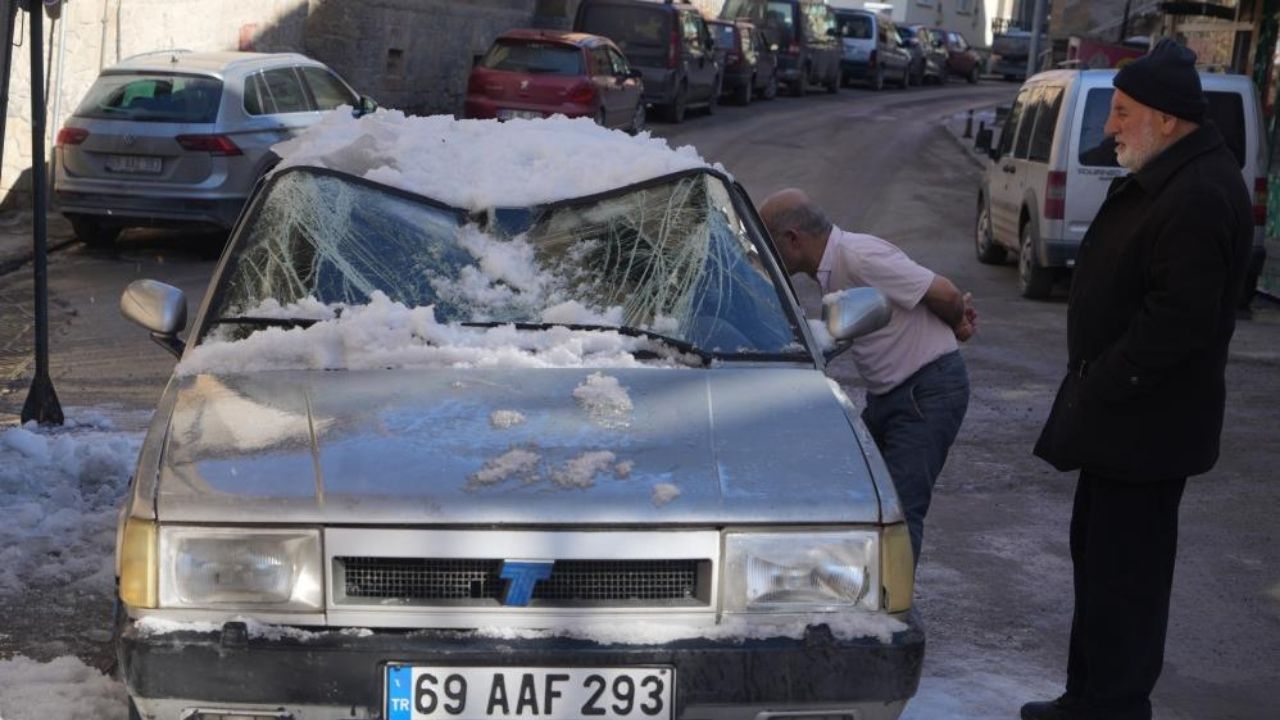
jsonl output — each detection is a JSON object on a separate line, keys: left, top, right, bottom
{"left": 954, "top": 292, "right": 978, "bottom": 342}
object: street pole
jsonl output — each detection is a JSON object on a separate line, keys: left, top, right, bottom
{"left": 20, "top": 0, "right": 63, "bottom": 426}
{"left": 0, "top": 0, "right": 17, "bottom": 172}
{"left": 1025, "top": 0, "right": 1048, "bottom": 80}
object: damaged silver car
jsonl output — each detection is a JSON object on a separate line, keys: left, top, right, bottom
{"left": 116, "top": 150, "right": 922, "bottom": 720}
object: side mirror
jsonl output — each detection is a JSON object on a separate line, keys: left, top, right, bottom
{"left": 353, "top": 95, "right": 378, "bottom": 118}
{"left": 121, "top": 279, "right": 188, "bottom": 358}
{"left": 821, "top": 287, "right": 891, "bottom": 360}
{"left": 974, "top": 126, "right": 993, "bottom": 154}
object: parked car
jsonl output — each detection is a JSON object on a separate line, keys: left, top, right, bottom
{"left": 974, "top": 69, "right": 1268, "bottom": 301}
{"left": 708, "top": 18, "right": 780, "bottom": 104}
{"left": 990, "top": 30, "right": 1046, "bottom": 81}
{"left": 463, "top": 30, "right": 645, "bottom": 133}
{"left": 574, "top": 0, "right": 721, "bottom": 123}
{"left": 835, "top": 9, "right": 911, "bottom": 90}
{"left": 898, "top": 24, "right": 947, "bottom": 85}
{"left": 756, "top": 0, "right": 841, "bottom": 95}
{"left": 53, "top": 51, "right": 371, "bottom": 246}
{"left": 113, "top": 113, "right": 924, "bottom": 720}
{"left": 937, "top": 29, "right": 982, "bottom": 83}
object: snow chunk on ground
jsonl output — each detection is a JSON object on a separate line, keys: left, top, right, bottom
{"left": 272, "top": 112, "right": 716, "bottom": 210}
{"left": 0, "top": 413, "right": 146, "bottom": 596}
{"left": 489, "top": 410, "right": 526, "bottom": 429}
{"left": 468, "top": 448, "right": 542, "bottom": 489}
{"left": 651, "top": 482, "right": 681, "bottom": 507}
{"left": 0, "top": 655, "right": 127, "bottom": 720}
{"left": 550, "top": 451, "right": 617, "bottom": 489}
{"left": 572, "top": 372, "right": 633, "bottom": 428}
{"left": 180, "top": 292, "right": 683, "bottom": 375}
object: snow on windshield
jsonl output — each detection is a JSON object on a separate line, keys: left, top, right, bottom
{"left": 272, "top": 111, "right": 718, "bottom": 210}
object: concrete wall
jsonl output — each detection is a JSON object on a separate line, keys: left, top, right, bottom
{"left": 1, "top": 0, "right": 568, "bottom": 211}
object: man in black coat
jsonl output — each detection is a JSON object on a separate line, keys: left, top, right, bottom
{"left": 1023, "top": 40, "right": 1252, "bottom": 720}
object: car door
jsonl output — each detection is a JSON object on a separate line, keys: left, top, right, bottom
{"left": 235, "top": 66, "right": 317, "bottom": 168}
{"left": 608, "top": 47, "right": 643, "bottom": 124}
{"left": 879, "top": 19, "right": 908, "bottom": 80}
{"left": 679, "top": 11, "right": 713, "bottom": 100}
{"left": 988, "top": 86, "right": 1035, "bottom": 245}
{"left": 589, "top": 46, "right": 619, "bottom": 125}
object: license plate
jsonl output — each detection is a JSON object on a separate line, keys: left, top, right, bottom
{"left": 104, "top": 154, "right": 162, "bottom": 174}
{"left": 385, "top": 665, "right": 674, "bottom": 720}
{"left": 496, "top": 109, "right": 542, "bottom": 120}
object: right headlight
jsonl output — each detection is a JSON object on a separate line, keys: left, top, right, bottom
{"left": 722, "top": 530, "right": 880, "bottom": 613}
{"left": 157, "top": 526, "right": 323, "bottom": 611}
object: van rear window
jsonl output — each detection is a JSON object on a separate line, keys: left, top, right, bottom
{"left": 1078, "top": 88, "right": 1246, "bottom": 168}
{"left": 579, "top": 6, "right": 669, "bottom": 50}
{"left": 837, "top": 14, "right": 873, "bottom": 40}
{"left": 73, "top": 72, "right": 222, "bottom": 123}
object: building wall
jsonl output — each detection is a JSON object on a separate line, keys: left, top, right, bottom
{"left": 1, "top": 0, "right": 558, "bottom": 211}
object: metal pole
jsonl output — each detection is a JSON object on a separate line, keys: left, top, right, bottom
{"left": 0, "top": 0, "right": 17, "bottom": 171}
{"left": 1025, "top": 0, "right": 1048, "bottom": 79}
{"left": 21, "top": 0, "right": 63, "bottom": 426}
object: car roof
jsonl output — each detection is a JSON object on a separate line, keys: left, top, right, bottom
{"left": 1030, "top": 68, "right": 1256, "bottom": 91}
{"left": 108, "top": 51, "right": 320, "bottom": 78}
{"left": 579, "top": 0, "right": 693, "bottom": 10}
{"left": 499, "top": 29, "right": 609, "bottom": 47}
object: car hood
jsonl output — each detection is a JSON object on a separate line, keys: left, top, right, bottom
{"left": 154, "top": 367, "right": 882, "bottom": 525}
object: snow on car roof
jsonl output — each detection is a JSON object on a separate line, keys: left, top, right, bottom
{"left": 271, "top": 110, "right": 717, "bottom": 211}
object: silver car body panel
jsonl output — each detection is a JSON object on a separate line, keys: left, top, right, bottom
{"left": 150, "top": 366, "right": 884, "bottom": 525}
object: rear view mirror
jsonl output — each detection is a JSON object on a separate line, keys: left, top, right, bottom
{"left": 121, "top": 279, "right": 188, "bottom": 358}
{"left": 821, "top": 287, "right": 891, "bottom": 360}
{"left": 353, "top": 95, "right": 378, "bottom": 118}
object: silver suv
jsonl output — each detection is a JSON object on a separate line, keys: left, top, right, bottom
{"left": 54, "top": 51, "right": 371, "bottom": 245}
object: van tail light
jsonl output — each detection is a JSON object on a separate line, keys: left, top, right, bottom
{"left": 1254, "top": 177, "right": 1268, "bottom": 226}
{"left": 56, "top": 127, "right": 89, "bottom": 147}
{"left": 175, "top": 134, "right": 243, "bottom": 156}
{"left": 668, "top": 27, "right": 681, "bottom": 68}
{"left": 566, "top": 82, "right": 597, "bottom": 105}
{"left": 1045, "top": 171, "right": 1067, "bottom": 220}
{"left": 869, "top": 49, "right": 878, "bottom": 69}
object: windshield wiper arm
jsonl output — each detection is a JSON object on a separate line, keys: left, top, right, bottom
{"left": 212, "top": 316, "right": 321, "bottom": 329}
{"left": 460, "top": 321, "right": 713, "bottom": 366}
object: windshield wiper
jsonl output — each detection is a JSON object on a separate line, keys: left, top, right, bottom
{"left": 460, "top": 321, "right": 714, "bottom": 367}
{"left": 212, "top": 316, "right": 321, "bottom": 329}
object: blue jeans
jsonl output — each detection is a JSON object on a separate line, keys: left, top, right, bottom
{"left": 861, "top": 351, "right": 970, "bottom": 562}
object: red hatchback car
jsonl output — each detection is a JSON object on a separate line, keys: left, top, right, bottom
{"left": 464, "top": 30, "right": 646, "bottom": 133}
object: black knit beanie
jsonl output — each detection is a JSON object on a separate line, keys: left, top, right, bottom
{"left": 1113, "top": 38, "right": 1207, "bottom": 123}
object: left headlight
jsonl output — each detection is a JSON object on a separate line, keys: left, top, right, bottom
{"left": 158, "top": 527, "right": 323, "bottom": 611}
{"left": 722, "top": 530, "right": 879, "bottom": 613}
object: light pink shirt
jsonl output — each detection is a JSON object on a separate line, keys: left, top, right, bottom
{"left": 817, "top": 226, "right": 957, "bottom": 395}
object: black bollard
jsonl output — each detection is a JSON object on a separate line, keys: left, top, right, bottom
{"left": 963, "top": 109, "right": 973, "bottom": 139}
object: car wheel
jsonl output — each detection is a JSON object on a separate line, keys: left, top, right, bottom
{"left": 736, "top": 77, "right": 753, "bottom": 105}
{"left": 706, "top": 79, "right": 720, "bottom": 114}
{"left": 664, "top": 85, "right": 688, "bottom": 123}
{"left": 627, "top": 102, "right": 646, "bottom": 135}
{"left": 68, "top": 214, "right": 120, "bottom": 247}
{"left": 898, "top": 65, "right": 910, "bottom": 89}
{"left": 968, "top": 65, "right": 980, "bottom": 84}
{"left": 791, "top": 71, "right": 807, "bottom": 97}
{"left": 1018, "top": 222, "right": 1054, "bottom": 299}
{"left": 763, "top": 72, "right": 778, "bottom": 100}
{"left": 825, "top": 69, "right": 839, "bottom": 94}
{"left": 974, "top": 201, "right": 1007, "bottom": 265}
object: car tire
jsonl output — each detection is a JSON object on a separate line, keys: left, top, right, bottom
{"left": 898, "top": 66, "right": 910, "bottom": 89}
{"left": 706, "top": 79, "right": 720, "bottom": 114}
{"left": 791, "top": 71, "right": 807, "bottom": 97}
{"left": 825, "top": 69, "right": 839, "bottom": 94}
{"left": 872, "top": 66, "right": 885, "bottom": 91}
{"left": 1018, "top": 222, "right": 1054, "bottom": 299}
{"left": 627, "top": 102, "right": 646, "bottom": 135}
{"left": 975, "top": 201, "right": 1007, "bottom": 265}
{"left": 736, "top": 77, "right": 753, "bottom": 105}
{"left": 762, "top": 72, "right": 778, "bottom": 100}
{"left": 664, "top": 85, "right": 688, "bottom": 123}
{"left": 968, "top": 65, "right": 980, "bottom": 84}
{"left": 68, "top": 214, "right": 120, "bottom": 247}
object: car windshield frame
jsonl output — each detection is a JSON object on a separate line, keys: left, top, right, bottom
{"left": 192, "top": 165, "right": 819, "bottom": 365}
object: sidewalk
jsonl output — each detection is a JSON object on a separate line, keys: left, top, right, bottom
{"left": 0, "top": 210, "right": 76, "bottom": 276}
{"left": 940, "top": 104, "right": 1001, "bottom": 170}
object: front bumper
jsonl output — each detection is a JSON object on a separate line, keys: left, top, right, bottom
{"left": 120, "top": 612, "right": 924, "bottom": 719}
{"left": 841, "top": 60, "right": 871, "bottom": 79}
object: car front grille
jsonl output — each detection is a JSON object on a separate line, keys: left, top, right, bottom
{"left": 335, "top": 557, "right": 709, "bottom": 607}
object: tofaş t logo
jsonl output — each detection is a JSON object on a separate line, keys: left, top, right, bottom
{"left": 498, "top": 561, "right": 554, "bottom": 606}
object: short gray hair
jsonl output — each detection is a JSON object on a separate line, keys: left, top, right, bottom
{"left": 765, "top": 201, "right": 832, "bottom": 238}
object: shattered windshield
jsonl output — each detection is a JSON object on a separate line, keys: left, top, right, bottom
{"left": 207, "top": 168, "right": 805, "bottom": 356}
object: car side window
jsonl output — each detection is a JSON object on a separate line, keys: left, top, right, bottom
{"left": 1028, "top": 86, "right": 1064, "bottom": 163}
{"left": 997, "top": 88, "right": 1031, "bottom": 158}
{"left": 300, "top": 67, "right": 357, "bottom": 111}
{"left": 244, "top": 67, "right": 311, "bottom": 115}
{"left": 1014, "top": 86, "right": 1044, "bottom": 160}
{"left": 681, "top": 13, "right": 703, "bottom": 57}
{"left": 591, "top": 47, "right": 612, "bottom": 76}
{"left": 608, "top": 48, "right": 631, "bottom": 76}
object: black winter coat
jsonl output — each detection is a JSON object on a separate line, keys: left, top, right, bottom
{"left": 1034, "top": 122, "right": 1252, "bottom": 482}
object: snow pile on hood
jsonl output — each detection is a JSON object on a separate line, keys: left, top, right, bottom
{"left": 179, "top": 292, "right": 690, "bottom": 376}
{"left": 272, "top": 111, "right": 716, "bottom": 210}
{"left": 0, "top": 413, "right": 146, "bottom": 596}
{"left": 572, "top": 372, "right": 634, "bottom": 428}
{"left": 0, "top": 654, "right": 128, "bottom": 720}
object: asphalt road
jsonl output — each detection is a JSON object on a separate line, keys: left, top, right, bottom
{"left": 1, "top": 79, "right": 1277, "bottom": 717}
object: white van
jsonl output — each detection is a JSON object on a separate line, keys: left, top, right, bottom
{"left": 974, "top": 69, "right": 1267, "bottom": 301}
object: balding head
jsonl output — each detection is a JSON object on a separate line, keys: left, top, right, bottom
{"left": 759, "top": 188, "right": 833, "bottom": 277}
